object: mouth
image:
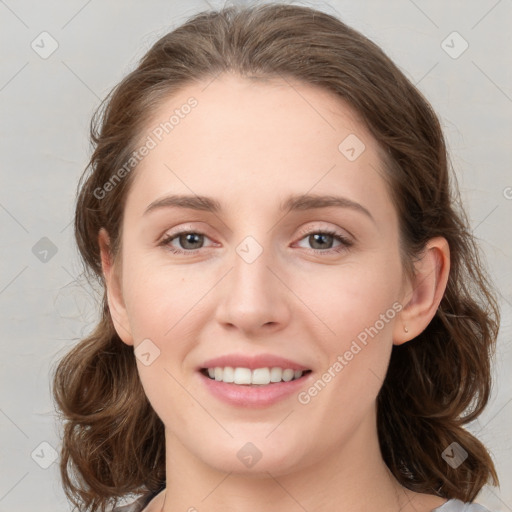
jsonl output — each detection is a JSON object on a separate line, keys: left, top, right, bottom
{"left": 197, "top": 354, "right": 314, "bottom": 407}
{"left": 199, "top": 366, "right": 313, "bottom": 386}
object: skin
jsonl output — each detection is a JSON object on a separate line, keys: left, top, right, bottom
{"left": 99, "top": 73, "right": 450, "bottom": 512}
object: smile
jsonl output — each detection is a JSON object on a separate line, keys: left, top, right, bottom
{"left": 201, "top": 366, "right": 312, "bottom": 385}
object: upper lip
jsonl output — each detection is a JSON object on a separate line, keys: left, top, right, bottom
{"left": 199, "top": 353, "right": 311, "bottom": 371}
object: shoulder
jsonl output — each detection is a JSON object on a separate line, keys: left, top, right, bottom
{"left": 111, "top": 488, "right": 164, "bottom": 512}
{"left": 433, "top": 499, "right": 493, "bottom": 512}
{"left": 111, "top": 495, "right": 149, "bottom": 512}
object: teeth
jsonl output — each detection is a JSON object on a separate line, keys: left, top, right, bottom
{"left": 270, "top": 367, "right": 282, "bottom": 382}
{"left": 223, "top": 366, "right": 234, "bottom": 383}
{"left": 233, "top": 367, "right": 252, "bottom": 385}
{"left": 252, "top": 368, "right": 270, "bottom": 385}
{"left": 204, "top": 367, "right": 305, "bottom": 385}
{"left": 282, "top": 369, "right": 294, "bottom": 382}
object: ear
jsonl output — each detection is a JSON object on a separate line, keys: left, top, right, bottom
{"left": 98, "top": 228, "right": 134, "bottom": 346}
{"left": 393, "top": 236, "right": 450, "bottom": 345}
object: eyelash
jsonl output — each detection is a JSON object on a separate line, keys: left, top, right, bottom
{"left": 159, "top": 228, "right": 353, "bottom": 256}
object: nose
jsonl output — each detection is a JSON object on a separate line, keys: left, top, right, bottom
{"left": 214, "top": 239, "right": 291, "bottom": 336}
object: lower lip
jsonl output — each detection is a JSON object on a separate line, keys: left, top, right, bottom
{"left": 198, "top": 371, "right": 312, "bottom": 408}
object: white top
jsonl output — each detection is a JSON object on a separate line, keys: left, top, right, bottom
{"left": 112, "top": 496, "right": 492, "bottom": 511}
{"left": 434, "top": 500, "right": 491, "bottom": 512}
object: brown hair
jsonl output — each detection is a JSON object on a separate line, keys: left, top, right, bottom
{"left": 52, "top": 3, "right": 500, "bottom": 511}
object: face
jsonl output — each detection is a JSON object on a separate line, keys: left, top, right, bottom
{"left": 105, "top": 73, "right": 409, "bottom": 476}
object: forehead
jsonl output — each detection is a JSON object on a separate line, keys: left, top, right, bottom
{"left": 125, "top": 73, "right": 394, "bottom": 222}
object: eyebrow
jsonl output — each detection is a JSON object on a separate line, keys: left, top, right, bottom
{"left": 143, "top": 193, "right": 375, "bottom": 223}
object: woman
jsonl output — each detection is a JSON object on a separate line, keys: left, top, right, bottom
{"left": 53, "top": 3, "right": 500, "bottom": 511}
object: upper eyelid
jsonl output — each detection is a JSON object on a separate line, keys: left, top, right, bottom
{"left": 162, "top": 224, "right": 348, "bottom": 239}
{"left": 161, "top": 225, "right": 351, "bottom": 248}
{"left": 295, "top": 224, "right": 352, "bottom": 239}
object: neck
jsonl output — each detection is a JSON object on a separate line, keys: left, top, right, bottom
{"left": 159, "top": 408, "right": 421, "bottom": 512}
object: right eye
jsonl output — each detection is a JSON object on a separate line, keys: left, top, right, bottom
{"left": 159, "top": 231, "right": 215, "bottom": 254}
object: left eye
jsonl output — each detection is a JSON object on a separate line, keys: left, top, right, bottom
{"left": 296, "top": 230, "right": 352, "bottom": 252}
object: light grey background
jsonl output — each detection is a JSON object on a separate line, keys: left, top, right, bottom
{"left": 0, "top": 1, "right": 511, "bottom": 511}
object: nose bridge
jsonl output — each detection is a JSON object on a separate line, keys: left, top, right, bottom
{"left": 232, "top": 233, "right": 277, "bottom": 308}
{"left": 214, "top": 233, "right": 288, "bottom": 332}
{"left": 234, "top": 235, "right": 271, "bottom": 294}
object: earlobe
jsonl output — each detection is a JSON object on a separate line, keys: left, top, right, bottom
{"left": 393, "top": 237, "right": 450, "bottom": 345}
{"left": 98, "top": 228, "right": 134, "bottom": 346}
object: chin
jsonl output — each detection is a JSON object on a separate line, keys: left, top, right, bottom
{"left": 192, "top": 436, "right": 303, "bottom": 476}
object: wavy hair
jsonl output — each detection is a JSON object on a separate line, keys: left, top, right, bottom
{"left": 52, "top": 3, "right": 500, "bottom": 511}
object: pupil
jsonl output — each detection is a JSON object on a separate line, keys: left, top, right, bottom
{"left": 310, "top": 233, "right": 332, "bottom": 249}
{"left": 180, "top": 233, "right": 203, "bottom": 249}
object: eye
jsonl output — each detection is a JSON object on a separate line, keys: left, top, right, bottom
{"left": 159, "top": 231, "right": 214, "bottom": 254}
{"left": 295, "top": 229, "right": 353, "bottom": 254}
{"left": 159, "top": 228, "right": 353, "bottom": 256}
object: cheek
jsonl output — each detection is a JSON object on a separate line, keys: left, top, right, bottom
{"left": 295, "top": 271, "right": 400, "bottom": 433}
{"left": 124, "top": 268, "right": 204, "bottom": 426}
{"left": 297, "top": 256, "right": 402, "bottom": 400}
{"left": 122, "top": 256, "right": 199, "bottom": 341}
{"left": 303, "top": 258, "right": 402, "bottom": 343}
